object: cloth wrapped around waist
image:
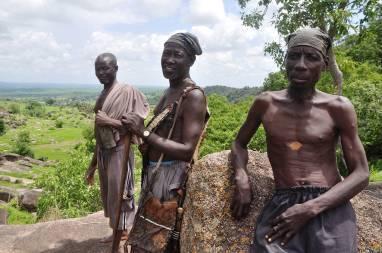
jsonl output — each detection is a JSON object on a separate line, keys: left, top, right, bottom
{"left": 141, "top": 160, "right": 189, "bottom": 202}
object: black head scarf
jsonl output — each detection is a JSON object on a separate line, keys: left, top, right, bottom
{"left": 164, "top": 32, "right": 202, "bottom": 62}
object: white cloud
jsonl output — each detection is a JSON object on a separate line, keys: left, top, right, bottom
{"left": 0, "top": 0, "right": 280, "bottom": 88}
{"left": 189, "top": 13, "right": 278, "bottom": 87}
{"left": 186, "top": 0, "right": 226, "bottom": 25}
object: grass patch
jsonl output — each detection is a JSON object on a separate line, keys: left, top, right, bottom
{"left": 0, "top": 201, "right": 36, "bottom": 224}
{"left": 0, "top": 180, "right": 30, "bottom": 189}
{"left": 370, "top": 170, "right": 382, "bottom": 182}
{"left": 0, "top": 166, "right": 54, "bottom": 180}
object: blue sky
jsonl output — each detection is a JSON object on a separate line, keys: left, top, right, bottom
{"left": 0, "top": 0, "right": 280, "bottom": 88}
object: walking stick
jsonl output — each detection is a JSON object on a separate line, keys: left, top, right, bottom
{"left": 111, "top": 99, "right": 136, "bottom": 253}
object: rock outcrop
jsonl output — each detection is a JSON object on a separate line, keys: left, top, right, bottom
{"left": 0, "top": 153, "right": 49, "bottom": 173}
{"left": 0, "top": 208, "right": 7, "bottom": 224}
{"left": 18, "top": 189, "right": 43, "bottom": 212}
{"left": 181, "top": 150, "right": 382, "bottom": 253}
{"left": 0, "top": 211, "right": 122, "bottom": 253}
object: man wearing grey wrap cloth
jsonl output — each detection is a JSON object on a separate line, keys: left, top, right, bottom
{"left": 122, "top": 32, "right": 208, "bottom": 252}
{"left": 231, "top": 27, "right": 369, "bottom": 253}
{"left": 85, "top": 52, "right": 149, "bottom": 244}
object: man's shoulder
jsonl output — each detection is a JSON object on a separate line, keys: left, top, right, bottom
{"left": 255, "top": 89, "right": 286, "bottom": 104}
{"left": 317, "top": 92, "right": 355, "bottom": 118}
{"left": 183, "top": 86, "right": 206, "bottom": 102}
{"left": 319, "top": 91, "right": 353, "bottom": 110}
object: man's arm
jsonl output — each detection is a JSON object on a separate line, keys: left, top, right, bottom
{"left": 95, "top": 111, "right": 122, "bottom": 129}
{"left": 85, "top": 143, "right": 98, "bottom": 185}
{"left": 267, "top": 97, "right": 369, "bottom": 245}
{"left": 230, "top": 93, "right": 269, "bottom": 219}
{"left": 309, "top": 97, "right": 369, "bottom": 211}
{"left": 123, "top": 89, "right": 207, "bottom": 162}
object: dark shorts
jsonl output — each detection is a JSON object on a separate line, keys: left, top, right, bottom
{"left": 251, "top": 186, "right": 357, "bottom": 253}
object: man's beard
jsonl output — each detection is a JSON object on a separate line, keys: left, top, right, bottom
{"left": 287, "top": 84, "right": 315, "bottom": 103}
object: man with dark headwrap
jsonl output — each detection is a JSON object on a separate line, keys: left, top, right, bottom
{"left": 231, "top": 28, "right": 369, "bottom": 252}
{"left": 122, "top": 32, "right": 209, "bottom": 252}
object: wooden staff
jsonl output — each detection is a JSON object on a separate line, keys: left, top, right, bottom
{"left": 111, "top": 99, "right": 136, "bottom": 253}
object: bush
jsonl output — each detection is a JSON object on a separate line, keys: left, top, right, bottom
{"left": 82, "top": 124, "right": 95, "bottom": 153}
{"left": 199, "top": 95, "right": 266, "bottom": 157}
{"left": 55, "top": 119, "right": 64, "bottom": 128}
{"left": 25, "top": 101, "right": 45, "bottom": 117}
{"left": 8, "top": 103, "right": 21, "bottom": 114}
{"left": 12, "top": 131, "right": 34, "bottom": 158}
{"left": 0, "top": 118, "right": 5, "bottom": 135}
{"left": 35, "top": 144, "right": 102, "bottom": 219}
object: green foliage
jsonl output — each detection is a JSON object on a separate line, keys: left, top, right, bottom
{"left": 0, "top": 118, "right": 5, "bottom": 135}
{"left": 237, "top": 0, "right": 381, "bottom": 66}
{"left": 0, "top": 199, "right": 36, "bottom": 224}
{"left": 339, "top": 19, "right": 382, "bottom": 68}
{"left": 45, "top": 98, "right": 55, "bottom": 106}
{"left": 370, "top": 160, "right": 382, "bottom": 182}
{"left": 55, "top": 118, "right": 64, "bottom": 128}
{"left": 8, "top": 103, "right": 21, "bottom": 114}
{"left": 262, "top": 71, "right": 288, "bottom": 91}
{"left": 12, "top": 130, "right": 34, "bottom": 158}
{"left": 204, "top": 85, "right": 262, "bottom": 103}
{"left": 82, "top": 124, "right": 95, "bottom": 153}
{"left": 25, "top": 101, "right": 45, "bottom": 117}
{"left": 344, "top": 80, "right": 382, "bottom": 160}
{"left": 35, "top": 144, "right": 102, "bottom": 219}
{"left": 200, "top": 94, "right": 266, "bottom": 157}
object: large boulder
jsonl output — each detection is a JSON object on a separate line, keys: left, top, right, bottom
{"left": 0, "top": 153, "right": 49, "bottom": 173}
{"left": 181, "top": 150, "right": 382, "bottom": 253}
{"left": 0, "top": 208, "right": 7, "bottom": 225}
{"left": 0, "top": 186, "right": 16, "bottom": 203}
{"left": 18, "top": 189, "right": 43, "bottom": 212}
{"left": 0, "top": 211, "right": 121, "bottom": 253}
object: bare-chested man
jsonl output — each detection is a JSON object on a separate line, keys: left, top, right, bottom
{"left": 85, "top": 53, "right": 149, "bottom": 250}
{"left": 122, "top": 32, "right": 208, "bottom": 252}
{"left": 231, "top": 28, "right": 369, "bottom": 253}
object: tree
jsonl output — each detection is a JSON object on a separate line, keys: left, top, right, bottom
{"left": 237, "top": 0, "right": 381, "bottom": 94}
{"left": 12, "top": 131, "right": 34, "bottom": 158}
{"left": 25, "top": 101, "right": 45, "bottom": 117}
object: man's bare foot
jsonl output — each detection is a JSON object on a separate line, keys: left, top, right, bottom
{"left": 121, "top": 231, "right": 129, "bottom": 241}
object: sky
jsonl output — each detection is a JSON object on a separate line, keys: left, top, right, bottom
{"left": 0, "top": 0, "right": 281, "bottom": 88}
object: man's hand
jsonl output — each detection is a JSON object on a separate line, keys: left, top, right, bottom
{"left": 265, "top": 203, "right": 316, "bottom": 246}
{"left": 231, "top": 168, "right": 253, "bottom": 219}
{"left": 85, "top": 165, "right": 96, "bottom": 186}
{"left": 121, "top": 112, "right": 144, "bottom": 137}
{"left": 95, "top": 110, "right": 112, "bottom": 126}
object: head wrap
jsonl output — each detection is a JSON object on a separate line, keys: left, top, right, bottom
{"left": 164, "top": 32, "right": 202, "bottom": 61}
{"left": 286, "top": 28, "right": 332, "bottom": 57}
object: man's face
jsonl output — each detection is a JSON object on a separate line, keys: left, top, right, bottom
{"left": 285, "top": 46, "right": 326, "bottom": 88}
{"left": 161, "top": 43, "right": 193, "bottom": 80}
{"left": 95, "top": 57, "right": 117, "bottom": 85}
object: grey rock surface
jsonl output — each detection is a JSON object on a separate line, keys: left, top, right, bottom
{"left": 181, "top": 150, "right": 382, "bottom": 253}
{"left": 18, "top": 189, "right": 43, "bottom": 212}
{"left": 0, "top": 211, "right": 125, "bottom": 253}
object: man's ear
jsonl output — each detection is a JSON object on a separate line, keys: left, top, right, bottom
{"left": 115, "top": 65, "right": 119, "bottom": 72}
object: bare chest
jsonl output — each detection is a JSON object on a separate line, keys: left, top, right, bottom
{"left": 262, "top": 103, "right": 337, "bottom": 144}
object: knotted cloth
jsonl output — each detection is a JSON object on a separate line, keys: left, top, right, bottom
{"left": 164, "top": 32, "right": 202, "bottom": 61}
{"left": 286, "top": 28, "right": 332, "bottom": 57}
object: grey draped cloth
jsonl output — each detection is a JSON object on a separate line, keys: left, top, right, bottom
{"left": 251, "top": 186, "right": 357, "bottom": 253}
{"left": 95, "top": 83, "right": 149, "bottom": 230}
